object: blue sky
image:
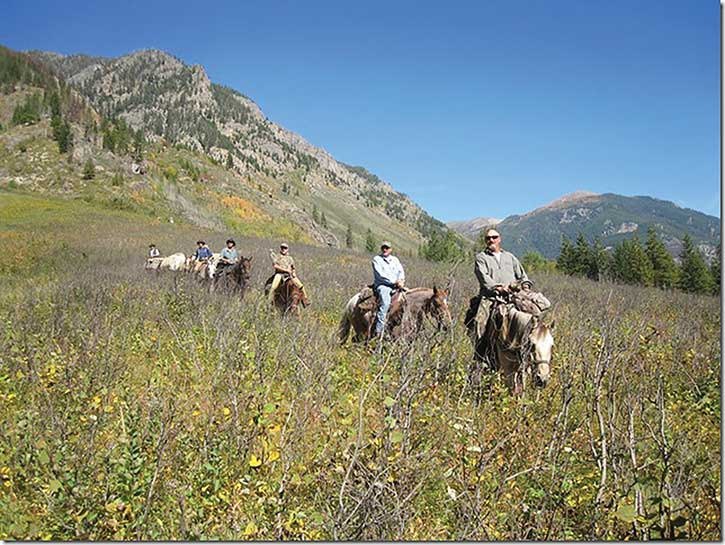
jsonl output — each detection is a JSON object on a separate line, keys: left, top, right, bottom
{"left": 1, "top": 0, "right": 720, "bottom": 221}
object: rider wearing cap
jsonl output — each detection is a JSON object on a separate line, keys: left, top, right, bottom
{"left": 267, "top": 242, "right": 310, "bottom": 305}
{"left": 148, "top": 244, "right": 160, "bottom": 259}
{"left": 473, "top": 228, "right": 528, "bottom": 363}
{"left": 372, "top": 241, "right": 405, "bottom": 337}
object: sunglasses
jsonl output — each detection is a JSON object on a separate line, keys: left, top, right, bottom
{"left": 485, "top": 235, "right": 500, "bottom": 240}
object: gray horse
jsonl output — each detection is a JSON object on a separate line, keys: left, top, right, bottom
{"left": 466, "top": 299, "right": 555, "bottom": 394}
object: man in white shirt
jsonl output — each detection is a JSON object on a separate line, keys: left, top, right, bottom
{"left": 371, "top": 241, "right": 405, "bottom": 337}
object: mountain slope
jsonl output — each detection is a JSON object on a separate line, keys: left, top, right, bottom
{"left": 493, "top": 192, "right": 720, "bottom": 259}
{"left": 23, "top": 48, "right": 445, "bottom": 252}
{"left": 446, "top": 217, "right": 500, "bottom": 241}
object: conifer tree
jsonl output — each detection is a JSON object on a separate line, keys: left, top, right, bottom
{"left": 345, "top": 224, "right": 353, "bottom": 249}
{"left": 591, "top": 238, "right": 611, "bottom": 281}
{"left": 611, "top": 236, "right": 653, "bottom": 286}
{"left": 421, "top": 230, "right": 466, "bottom": 263}
{"left": 645, "top": 226, "right": 678, "bottom": 289}
{"left": 133, "top": 130, "right": 145, "bottom": 162}
{"left": 573, "top": 233, "right": 594, "bottom": 278}
{"left": 365, "top": 228, "right": 376, "bottom": 253}
{"left": 678, "top": 234, "right": 715, "bottom": 294}
{"left": 82, "top": 158, "right": 95, "bottom": 180}
{"left": 226, "top": 151, "right": 234, "bottom": 169}
{"left": 56, "top": 120, "right": 72, "bottom": 154}
{"left": 710, "top": 243, "right": 721, "bottom": 295}
{"left": 557, "top": 236, "right": 577, "bottom": 275}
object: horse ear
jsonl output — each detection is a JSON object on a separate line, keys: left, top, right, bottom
{"left": 433, "top": 285, "right": 438, "bottom": 295}
{"left": 445, "top": 277, "right": 455, "bottom": 292}
{"left": 548, "top": 319, "right": 556, "bottom": 331}
{"left": 248, "top": 256, "right": 254, "bottom": 261}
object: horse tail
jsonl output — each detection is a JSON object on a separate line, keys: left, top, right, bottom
{"left": 338, "top": 293, "right": 359, "bottom": 344}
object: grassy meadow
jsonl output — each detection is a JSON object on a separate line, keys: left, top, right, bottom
{"left": 0, "top": 190, "right": 720, "bottom": 540}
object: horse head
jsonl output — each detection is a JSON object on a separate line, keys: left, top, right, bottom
{"left": 528, "top": 318, "right": 555, "bottom": 388}
{"left": 237, "top": 256, "right": 253, "bottom": 284}
{"left": 430, "top": 285, "right": 453, "bottom": 331}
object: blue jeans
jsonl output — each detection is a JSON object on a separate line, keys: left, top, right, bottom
{"left": 374, "top": 285, "right": 393, "bottom": 335}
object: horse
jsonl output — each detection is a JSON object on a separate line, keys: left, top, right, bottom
{"left": 338, "top": 285, "right": 452, "bottom": 344}
{"left": 265, "top": 275, "right": 307, "bottom": 316}
{"left": 466, "top": 299, "right": 554, "bottom": 395}
{"left": 211, "top": 256, "right": 253, "bottom": 299}
{"left": 145, "top": 253, "right": 186, "bottom": 272}
{"left": 188, "top": 253, "right": 222, "bottom": 282}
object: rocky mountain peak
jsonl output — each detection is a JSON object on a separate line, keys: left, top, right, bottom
{"left": 539, "top": 190, "right": 599, "bottom": 211}
{"left": 19, "top": 46, "right": 445, "bottom": 250}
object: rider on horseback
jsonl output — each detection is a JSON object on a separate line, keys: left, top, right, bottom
{"left": 372, "top": 241, "right": 406, "bottom": 337}
{"left": 267, "top": 243, "right": 310, "bottom": 306}
{"left": 192, "top": 240, "right": 213, "bottom": 274}
{"left": 472, "top": 228, "right": 528, "bottom": 367}
{"left": 215, "top": 239, "right": 238, "bottom": 277}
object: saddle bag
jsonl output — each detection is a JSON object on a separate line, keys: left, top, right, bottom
{"left": 511, "top": 289, "right": 551, "bottom": 316}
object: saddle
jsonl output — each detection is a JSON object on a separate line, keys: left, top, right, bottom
{"left": 358, "top": 285, "right": 404, "bottom": 314}
{"left": 263, "top": 273, "right": 291, "bottom": 294}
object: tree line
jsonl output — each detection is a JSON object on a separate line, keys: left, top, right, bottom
{"left": 540, "top": 227, "right": 719, "bottom": 295}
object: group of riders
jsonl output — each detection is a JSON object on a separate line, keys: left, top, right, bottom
{"left": 148, "top": 227, "right": 548, "bottom": 369}
{"left": 148, "top": 238, "right": 310, "bottom": 306}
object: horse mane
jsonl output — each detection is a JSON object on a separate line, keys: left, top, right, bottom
{"left": 497, "top": 307, "right": 535, "bottom": 351}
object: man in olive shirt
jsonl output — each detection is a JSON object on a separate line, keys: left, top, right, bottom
{"left": 267, "top": 243, "right": 309, "bottom": 305}
{"left": 473, "top": 228, "right": 528, "bottom": 354}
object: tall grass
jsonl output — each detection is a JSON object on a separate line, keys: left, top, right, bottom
{"left": 0, "top": 192, "right": 720, "bottom": 540}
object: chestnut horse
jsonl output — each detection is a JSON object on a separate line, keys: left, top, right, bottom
{"left": 338, "top": 286, "right": 452, "bottom": 344}
{"left": 265, "top": 275, "right": 307, "bottom": 316}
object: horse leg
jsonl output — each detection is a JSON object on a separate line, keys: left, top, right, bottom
{"left": 497, "top": 346, "right": 518, "bottom": 394}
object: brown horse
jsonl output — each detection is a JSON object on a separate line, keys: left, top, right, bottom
{"left": 265, "top": 275, "right": 307, "bottom": 316}
{"left": 338, "top": 286, "right": 452, "bottom": 344}
{"left": 211, "top": 256, "right": 253, "bottom": 299}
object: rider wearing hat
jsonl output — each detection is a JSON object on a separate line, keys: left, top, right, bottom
{"left": 267, "top": 242, "right": 309, "bottom": 305}
{"left": 216, "top": 238, "right": 239, "bottom": 275}
{"left": 473, "top": 228, "right": 528, "bottom": 363}
{"left": 148, "top": 244, "right": 160, "bottom": 259}
{"left": 192, "top": 240, "right": 213, "bottom": 273}
{"left": 372, "top": 240, "right": 405, "bottom": 337}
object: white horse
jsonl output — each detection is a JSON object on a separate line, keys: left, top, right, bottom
{"left": 145, "top": 253, "right": 187, "bottom": 272}
{"left": 205, "top": 253, "right": 222, "bottom": 279}
{"left": 185, "top": 252, "right": 222, "bottom": 281}
{"left": 494, "top": 308, "right": 555, "bottom": 394}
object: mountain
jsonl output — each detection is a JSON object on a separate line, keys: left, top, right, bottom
{"left": 451, "top": 191, "right": 719, "bottom": 260}
{"left": 446, "top": 217, "right": 500, "bottom": 241}
{"left": 0, "top": 45, "right": 448, "bottom": 253}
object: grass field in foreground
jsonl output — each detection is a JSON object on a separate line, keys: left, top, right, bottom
{"left": 0, "top": 191, "right": 720, "bottom": 540}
